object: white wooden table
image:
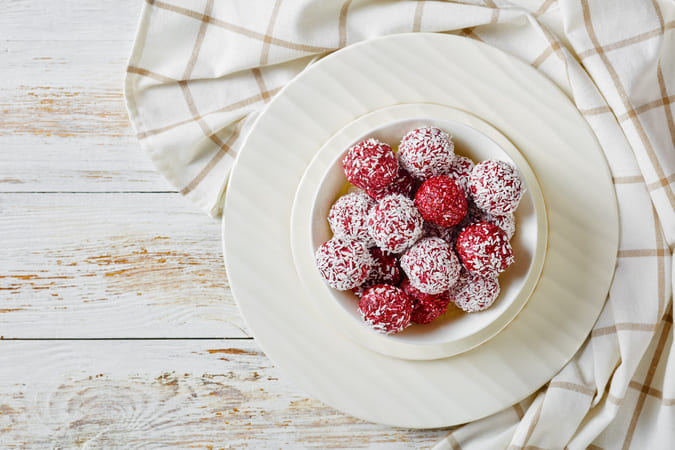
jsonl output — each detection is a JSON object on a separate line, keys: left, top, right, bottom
{"left": 0, "top": 2, "right": 448, "bottom": 447}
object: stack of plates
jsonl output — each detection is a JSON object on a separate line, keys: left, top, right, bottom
{"left": 223, "top": 33, "right": 618, "bottom": 428}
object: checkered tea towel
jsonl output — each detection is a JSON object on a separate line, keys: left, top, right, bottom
{"left": 125, "top": 1, "right": 674, "bottom": 448}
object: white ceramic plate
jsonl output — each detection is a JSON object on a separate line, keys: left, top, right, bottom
{"left": 290, "top": 104, "right": 548, "bottom": 360}
{"left": 223, "top": 33, "right": 618, "bottom": 428}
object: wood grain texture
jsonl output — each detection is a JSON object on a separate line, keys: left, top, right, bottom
{"left": 1, "top": 0, "right": 140, "bottom": 41}
{"left": 0, "top": 193, "right": 247, "bottom": 338}
{"left": 0, "top": 340, "right": 447, "bottom": 448}
{"left": 0, "top": 41, "right": 173, "bottom": 192}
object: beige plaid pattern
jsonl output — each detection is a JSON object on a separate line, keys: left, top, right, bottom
{"left": 124, "top": 0, "right": 674, "bottom": 448}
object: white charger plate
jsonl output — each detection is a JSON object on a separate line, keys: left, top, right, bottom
{"left": 223, "top": 33, "right": 618, "bottom": 428}
{"left": 290, "top": 104, "right": 548, "bottom": 360}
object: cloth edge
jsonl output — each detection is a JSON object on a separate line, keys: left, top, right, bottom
{"left": 122, "top": 1, "right": 222, "bottom": 217}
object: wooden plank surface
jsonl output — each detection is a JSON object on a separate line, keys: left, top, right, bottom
{"left": 0, "top": 40, "right": 172, "bottom": 193}
{"left": 0, "top": 193, "right": 247, "bottom": 338}
{"left": 0, "top": 340, "right": 447, "bottom": 448}
{"left": 0, "top": 0, "right": 445, "bottom": 446}
{"left": 1, "top": 0, "right": 140, "bottom": 41}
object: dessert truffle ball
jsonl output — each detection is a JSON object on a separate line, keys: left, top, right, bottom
{"left": 444, "top": 155, "right": 475, "bottom": 194}
{"left": 398, "top": 127, "right": 455, "bottom": 179}
{"left": 359, "top": 284, "right": 414, "bottom": 334}
{"left": 343, "top": 138, "right": 398, "bottom": 192}
{"left": 400, "top": 278, "right": 451, "bottom": 324}
{"left": 451, "top": 270, "right": 501, "bottom": 313}
{"left": 411, "top": 298, "right": 450, "bottom": 324}
{"left": 469, "top": 160, "right": 525, "bottom": 215}
{"left": 367, "top": 166, "right": 416, "bottom": 200}
{"left": 462, "top": 201, "right": 516, "bottom": 240}
{"left": 367, "top": 194, "right": 424, "bottom": 253}
{"left": 314, "top": 237, "right": 374, "bottom": 290}
{"left": 328, "top": 192, "right": 375, "bottom": 245}
{"left": 353, "top": 247, "right": 402, "bottom": 297}
{"left": 484, "top": 212, "right": 516, "bottom": 240}
{"left": 414, "top": 175, "right": 468, "bottom": 227}
{"left": 400, "top": 277, "right": 450, "bottom": 304}
{"left": 456, "top": 222, "right": 514, "bottom": 277}
{"left": 400, "top": 237, "right": 462, "bottom": 295}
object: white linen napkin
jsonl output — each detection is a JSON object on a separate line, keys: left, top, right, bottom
{"left": 125, "top": 1, "right": 674, "bottom": 448}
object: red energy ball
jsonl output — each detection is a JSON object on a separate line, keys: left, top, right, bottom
{"left": 400, "top": 277, "right": 450, "bottom": 304}
{"left": 456, "top": 222, "right": 514, "bottom": 277}
{"left": 343, "top": 138, "right": 398, "bottom": 192}
{"left": 444, "top": 155, "right": 475, "bottom": 194}
{"left": 451, "top": 270, "right": 501, "bottom": 313}
{"left": 367, "top": 166, "right": 416, "bottom": 200}
{"left": 469, "top": 160, "right": 525, "bottom": 215}
{"left": 400, "top": 237, "right": 462, "bottom": 295}
{"left": 400, "top": 278, "right": 451, "bottom": 324}
{"left": 483, "top": 212, "right": 516, "bottom": 240}
{"left": 359, "top": 284, "right": 414, "bottom": 334}
{"left": 411, "top": 298, "right": 450, "bottom": 324}
{"left": 367, "top": 194, "right": 424, "bottom": 253}
{"left": 314, "top": 237, "right": 374, "bottom": 291}
{"left": 353, "top": 247, "right": 402, "bottom": 297}
{"left": 415, "top": 175, "right": 468, "bottom": 227}
{"left": 398, "top": 127, "right": 455, "bottom": 179}
{"left": 463, "top": 202, "right": 516, "bottom": 240}
{"left": 328, "top": 191, "right": 376, "bottom": 245}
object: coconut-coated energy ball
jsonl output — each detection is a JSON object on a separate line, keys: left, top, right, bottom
{"left": 450, "top": 270, "right": 501, "bottom": 313}
{"left": 400, "top": 237, "right": 462, "bottom": 295}
{"left": 352, "top": 247, "right": 402, "bottom": 297}
{"left": 314, "top": 237, "right": 374, "bottom": 291}
{"left": 327, "top": 191, "right": 375, "bottom": 245}
{"left": 398, "top": 127, "right": 455, "bottom": 179}
{"left": 367, "top": 194, "right": 424, "bottom": 253}
{"left": 400, "top": 277, "right": 450, "bottom": 305}
{"left": 463, "top": 202, "right": 516, "bottom": 240}
{"left": 359, "top": 284, "right": 414, "bottom": 334}
{"left": 411, "top": 298, "right": 450, "bottom": 324}
{"left": 456, "top": 222, "right": 514, "bottom": 277}
{"left": 444, "top": 155, "right": 475, "bottom": 194}
{"left": 468, "top": 160, "right": 525, "bottom": 215}
{"left": 367, "top": 166, "right": 416, "bottom": 200}
{"left": 343, "top": 138, "right": 398, "bottom": 192}
{"left": 414, "top": 175, "right": 468, "bottom": 227}
{"left": 400, "top": 278, "right": 451, "bottom": 324}
{"left": 483, "top": 212, "right": 516, "bottom": 240}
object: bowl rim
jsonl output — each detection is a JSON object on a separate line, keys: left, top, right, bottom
{"left": 290, "top": 103, "right": 548, "bottom": 360}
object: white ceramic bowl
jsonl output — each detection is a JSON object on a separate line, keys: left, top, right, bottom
{"left": 290, "top": 103, "right": 547, "bottom": 360}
